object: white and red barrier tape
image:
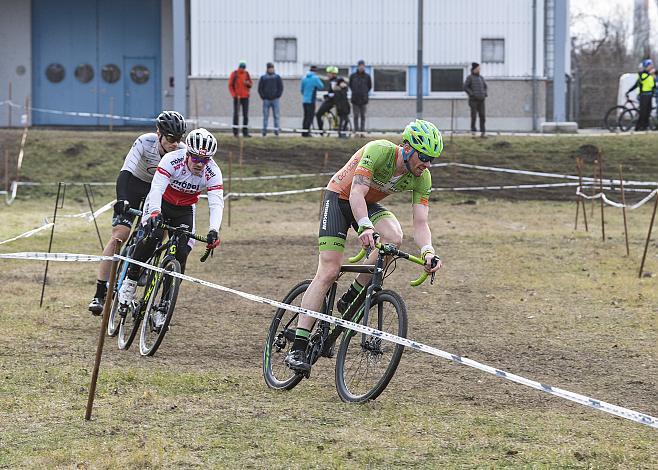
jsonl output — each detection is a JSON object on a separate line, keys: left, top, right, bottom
{"left": 0, "top": 250, "right": 655, "bottom": 429}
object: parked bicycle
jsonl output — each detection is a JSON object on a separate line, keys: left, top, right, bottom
{"left": 603, "top": 97, "right": 638, "bottom": 132}
{"left": 312, "top": 100, "right": 352, "bottom": 136}
{"left": 618, "top": 105, "right": 658, "bottom": 132}
{"left": 109, "top": 208, "right": 212, "bottom": 356}
{"left": 263, "top": 237, "right": 439, "bottom": 402}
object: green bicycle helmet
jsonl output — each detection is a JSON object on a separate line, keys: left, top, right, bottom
{"left": 402, "top": 119, "right": 443, "bottom": 158}
{"left": 326, "top": 66, "right": 339, "bottom": 74}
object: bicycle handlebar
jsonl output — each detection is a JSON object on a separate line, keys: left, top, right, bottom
{"left": 348, "top": 242, "right": 438, "bottom": 287}
{"left": 125, "top": 208, "right": 213, "bottom": 262}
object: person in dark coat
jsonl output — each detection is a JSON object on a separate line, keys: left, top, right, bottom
{"left": 463, "top": 62, "right": 488, "bottom": 137}
{"left": 258, "top": 62, "right": 284, "bottom": 136}
{"left": 316, "top": 66, "right": 339, "bottom": 133}
{"left": 348, "top": 59, "right": 372, "bottom": 135}
{"left": 626, "top": 59, "right": 655, "bottom": 131}
{"left": 334, "top": 77, "right": 351, "bottom": 138}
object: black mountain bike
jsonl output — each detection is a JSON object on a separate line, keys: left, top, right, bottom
{"left": 113, "top": 212, "right": 211, "bottom": 356}
{"left": 263, "top": 239, "right": 438, "bottom": 402}
{"left": 604, "top": 98, "right": 638, "bottom": 132}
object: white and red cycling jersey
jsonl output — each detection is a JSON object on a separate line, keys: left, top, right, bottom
{"left": 143, "top": 148, "right": 224, "bottom": 231}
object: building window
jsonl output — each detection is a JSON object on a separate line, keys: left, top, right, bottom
{"left": 482, "top": 38, "right": 504, "bottom": 63}
{"left": 45, "top": 63, "right": 65, "bottom": 83}
{"left": 101, "top": 64, "right": 121, "bottom": 84}
{"left": 373, "top": 68, "right": 406, "bottom": 92}
{"left": 431, "top": 68, "right": 464, "bottom": 92}
{"left": 274, "top": 37, "right": 297, "bottom": 62}
{"left": 130, "top": 65, "right": 150, "bottom": 84}
{"left": 75, "top": 64, "right": 94, "bottom": 84}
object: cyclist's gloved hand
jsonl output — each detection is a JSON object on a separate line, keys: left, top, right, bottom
{"left": 357, "top": 222, "right": 376, "bottom": 250}
{"left": 114, "top": 199, "right": 130, "bottom": 215}
{"left": 424, "top": 254, "right": 442, "bottom": 273}
{"left": 145, "top": 211, "right": 162, "bottom": 232}
{"left": 206, "top": 229, "right": 220, "bottom": 249}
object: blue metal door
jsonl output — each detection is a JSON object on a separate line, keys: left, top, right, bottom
{"left": 32, "top": 0, "right": 99, "bottom": 125}
{"left": 32, "top": 0, "right": 161, "bottom": 126}
{"left": 123, "top": 57, "right": 159, "bottom": 125}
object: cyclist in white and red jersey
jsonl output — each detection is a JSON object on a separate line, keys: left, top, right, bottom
{"left": 117, "top": 128, "right": 224, "bottom": 324}
{"left": 88, "top": 111, "right": 186, "bottom": 315}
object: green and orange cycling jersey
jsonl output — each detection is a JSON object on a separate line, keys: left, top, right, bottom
{"left": 327, "top": 139, "right": 432, "bottom": 206}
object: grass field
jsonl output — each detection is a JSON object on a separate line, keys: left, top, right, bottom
{"left": 0, "top": 131, "right": 657, "bottom": 468}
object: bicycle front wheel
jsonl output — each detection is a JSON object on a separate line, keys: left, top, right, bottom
{"left": 263, "top": 280, "right": 310, "bottom": 391}
{"left": 335, "top": 290, "right": 407, "bottom": 403}
{"left": 108, "top": 244, "right": 135, "bottom": 337}
{"left": 619, "top": 108, "right": 638, "bottom": 132}
{"left": 139, "top": 258, "right": 182, "bottom": 356}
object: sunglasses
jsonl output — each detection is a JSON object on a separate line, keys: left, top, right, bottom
{"left": 416, "top": 152, "right": 433, "bottom": 163}
{"left": 187, "top": 153, "right": 211, "bottom": 165}
{"left": 164, "top": 134, "right": 183, "bottom": 144}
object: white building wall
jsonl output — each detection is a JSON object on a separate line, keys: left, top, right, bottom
{"left": 191, "top": 0, "right": 545, "bottom": 79}
{"left": 0, "top": 0, "right": 32, "bottom": 127}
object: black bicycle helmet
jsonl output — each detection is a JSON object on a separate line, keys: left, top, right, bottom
{"left": 156, "top": 110, "right": 187, "bottom": 138}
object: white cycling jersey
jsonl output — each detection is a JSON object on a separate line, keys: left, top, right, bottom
{"left": 143, "top": 148, "right": 224, "bottom": 231}
{"left": 120, "top": 133, "right": 185, "bottom": 183}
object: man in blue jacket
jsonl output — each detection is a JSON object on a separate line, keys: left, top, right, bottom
{"left": 258, "top": 62, "right": 284, "bottom": 136}
{"left": 300, "top": 65, "right": 324, "bottom": 137}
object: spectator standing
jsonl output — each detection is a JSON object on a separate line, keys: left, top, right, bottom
{"left": 258, "top": 62, "right": 284, "bottom": 136}
{"left": 228, "top": 60, "right": 253, "bottom": 137}
{"left": 300, "top": 65, "right": 324, "bottom": 137}
{"left": 334, "top": 77, "right": 351, "bottom": 138}
{"left": 316, "top": 66, "right": 339, "bottom": 133}
{"left": 349, "top": 59, "right": 372, "bottom": 135}
{"left": 464, "top": 62, "right": 488, "bottom": 137}
{"left": 626, "top": 59, "right": 655, "bottom": 131}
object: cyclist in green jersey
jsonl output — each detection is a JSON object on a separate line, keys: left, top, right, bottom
{"left": 285, "top": 119, "right": 444, "bottom": 374}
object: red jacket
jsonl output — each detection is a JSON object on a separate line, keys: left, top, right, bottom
{"left": 228, "top": 69, "right": 253, "bottom": 98}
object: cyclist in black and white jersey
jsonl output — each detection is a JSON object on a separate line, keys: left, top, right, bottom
{"left": 88, "top": 111, "right": 187, "bottom": 315}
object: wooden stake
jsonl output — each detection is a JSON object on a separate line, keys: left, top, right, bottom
{"left": 639, "top": 189, "right": 658, "bottom": 278}
{"left": 85, "top": 239, "right": 122, "bottom": 420}
{"left": 8, "top": 81, "right": 12, "bottom": 127}
{"left": 619, "top": 165, "right": 630, "bottom": 256}
{"left": 4, "top": 149, "right": 9, "bottom": 193}
{"left": 40, "top": 183, "right": 64, "bottom": 308}
{"left": 576, "top": 158, "right": 588, "bottom": 231}
{"left": 108, "top": 97, "right": 114, "bottom": 132}
{"left": 84, "top": 183, "right": 104, "bottom": 250}
{"left": 323, "top": 151, "right": 329, "bottom": 171}
{"left": 227, "top": 151, "right": 233, "bottom": 227}
{"left": 598, "top": 153, "right": 605, "bottom": 241}
{"left": 239, "top": 138, "right": 244, "bottom": 167}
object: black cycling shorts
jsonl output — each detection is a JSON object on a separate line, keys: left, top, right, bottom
{"left": 112, "top": 174, "right": 151, "bottom": 227}
{"left": 318, "top": 190, "right": 396, "bottom": 252}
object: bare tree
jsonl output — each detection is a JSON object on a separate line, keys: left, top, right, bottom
{"left": 572, "top": 10, "right": 635, "bottom": 127}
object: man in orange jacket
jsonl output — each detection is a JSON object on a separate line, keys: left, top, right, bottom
{"left": 229, "top": 60, "right": 253, "bottom": 137}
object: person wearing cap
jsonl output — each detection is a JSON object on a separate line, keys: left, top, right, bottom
{"left": 300, "top": 65, "right": 325, "bottom": 137}
{"left": 316, "top": 66, "right": 339, "bottom": 134}
{"left": 463, "top": 62, "right": 488, "bottom": 137}
{"left": 228, "top": 61, "right": 253, "bottom": 137}
{"left": 258, "top": 62, "right": 284, "bottom": 136}
{"left": 349, "top": 60, "right": 372, "bottom": 135}
{"left": 626, "top": 59, "right": 655, "bottom": 131}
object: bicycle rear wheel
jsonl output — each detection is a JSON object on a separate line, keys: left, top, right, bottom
{"left": 263, "top": 280, "right": 310, "bottom": 390}
{"left": 139, "top": 258, "right": 182, "bottom": 356}
{"left": 619, "top": 108, "right": 638, "bottom": 132}
{"left": 335, "top": 290, "right": 407, "bottom": 403}
{"left": 603, "top": 106, "right": 625, "bottom": 132}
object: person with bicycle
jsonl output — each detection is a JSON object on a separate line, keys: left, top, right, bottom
{"left": 88, "top": 111, "right": 186, "bottom": 315}
{"left": 284, "top": 119, "right": 444, "bottom": 374}
{"left": 117, "top": 128, "right": 224, "bottom": 329}
{"left": 626, "top": 59, "right": 655, "bottom": 131}
{"left": 315, "top": 66, "right": 339, "bottom": 134}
